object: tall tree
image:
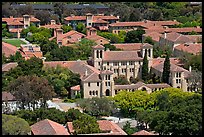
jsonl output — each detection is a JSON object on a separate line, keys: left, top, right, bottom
{"left": 142, "top": 50, "right": 149, "bottom": 82}
{"left": 6, "top": 75, "right": 56, "bottom": 110}
{"left": 2, "top": 114, "right": 31, "bottom": 135}
{"left": 124, "top": 29, "right": 145, "bottom": 43}
{"left": 162, "top": 54, "right": 170, "bottom": 83}
{"left": 72, "top": 114, "right": 101, "bottom": 135}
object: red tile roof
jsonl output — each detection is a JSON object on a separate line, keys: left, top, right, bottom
{"left": 109, "top": 21, "right": 147, "bottom": 27}
{"left": 41, "top": 24, "right": 62, "bottom": 29}
{"left": 92, "top": 44, "right": 105, "bottom": 49}
{"left": 2, "top": 62, "right": 18, "bottom": 72}
{"left": 143, "top": 31, "right": 162, "bottom": 42}
{"left": 174, "top": 43, "right": 202, "bottom": 55}
{"left": 61, "top": 30, "right": 86, "bottom": 39}
{"left": 113, "top": 43, "right": 143, "bottom": 51}
{"left": 2, "top": 42, "right": 18, "bottom": 57}
{"left": 7, "top": 20, "right": 24, "bottom": 25}
{"left": 82, "top": 72, "right": 101, "bottom": 82}
{"left": 104, "top": 51, "right": 143, "bottom": 61}
{"left": 93, "top": 19, "right": 109, "bottom": 24}
{"left": 31, "top": 119, "right": 69, "bottom": 135}
{"left": 64, "top": 15, "right": 118, "bottom": 22}
{"left": 169, "top": 27, "right": 202, "bottom": 33}
{"left": 160, "top": 32, "right": 193, "bottom": 43}
{"left": 2, "top": 92, "right": 16, "bottom": 101}
{"left": 71, "top": 85, "right": 80, "bottom": 91}
{"left": 2, "top": 16, "right": 40, "bottom": 24}
{"left": 85, "top": 34, "right": 109, "bottom": 42}
{"left": 132, "top": 130, "right": 157, "bottom": 135}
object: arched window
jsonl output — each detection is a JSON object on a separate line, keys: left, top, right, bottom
{"left": 96, "top": 91, "right": 98, "bottom": 95}
{"left": 93, "top": 91, "right": 95, "bottom": 95}
{"left": 89, "top": 91, "right": 92, "bottom": 95}
{"left": 106, "top": 89, "right": 110, "bottom": 96}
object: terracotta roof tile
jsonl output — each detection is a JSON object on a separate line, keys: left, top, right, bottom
{"left": 58, "top": 30, "right": 86, "bottom": 41}
{"left": 86, "top": 34, "right": 109, "bottom": 42}
{"left": 146, "top": 83, "right": 171, "bottom": 89}
{"left": 104, "top": 51, "right": 143, "bottom": 61}
{"left": 112, "top": 43, "right": 143, "bottom": 51}
{"left": 169, "top": 27, "right": 202, "bottom": 33}
{"left": 143, "top": 32, "right": 162, "bottom": 42}
{"left": 93, "top": 19, "right": 109, "bottom": 24}
{"left": 9, "top": 28, "right": 23, "bottom": 33}
{"left": 41, "top": 24, "right": 62, "bottom": 29}
{"left": 174, "top": 43, "right": 202, "bottom": 55}
{"left": 92, "top": 44, "right": 105, "bottom": 49}
{"left": 2, "top": 42, "right": 18, "bottom": 57}
{"left": 161, "top": 32, "right": 193, "bottom": 43}
{"left": 114, "top": 81, "right": 145, "bottom": 90}
{"left": 64, "top": 15, "right": 118, "bottom": 22}
{"left": 71, "top": 85, "right": 80, "bottom": 91}
{"left": 132, "top": 130, "right": 157, "bottom": 135}
{"left": 82, "top": 72, "right": 101, "bottom": 82}
{"left": 2, "top": 92, "right": 16, "bottom": 101}
{"left": 31, "top": 119, "right": 69, "bottom": 135}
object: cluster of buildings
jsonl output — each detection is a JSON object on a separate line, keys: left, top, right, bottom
{"left": 2, "top": 12, "right": 202, "bottom": 99}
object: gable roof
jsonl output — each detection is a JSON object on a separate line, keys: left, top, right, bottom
{"left": 104, "top": 51, "right": 143, "bottom": 61}
{"left": 2, "top": 42, "right": 18, "bottom": 57}
{"left": 92, "top": 44, "right": 105, "bottom": 49}
{"left": 31, "top": 119, "right": 69, "bottom": 135}
{"left": 174, "top": 43, "right": 202, "bottom": 55}
{"left": 82, "top": 72, "right": 101, "bottom": 82}
{"left": 71, "top": 85, "right": 80, "bottom": 91}
{"left": 160, "top": 32, "right": 193, "bottom": 43}
{"left": 58, "top": 30, "right": 86, "bottom": 40}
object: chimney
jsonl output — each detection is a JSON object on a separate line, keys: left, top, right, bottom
{"left": 56, "top": 29, "right": 63, "bottom": 44}
{"left": 189, "top": 66, "right": 192, "bottom": 72}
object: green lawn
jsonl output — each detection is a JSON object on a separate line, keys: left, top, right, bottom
{"left": 2, "top": 39, "right": 26, "bottom": 47}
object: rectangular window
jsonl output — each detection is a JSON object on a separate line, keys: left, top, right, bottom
{"left": 122, "top": 62, "right": 126, "bottom": 66}
{"left": 178, "top": 73, "right": 181, "bottom": 77}
{"left": 108, "top": 82, "right": 111, "bottom": 86}
{"left": 179, "top": 79, "right": 181, "bottom": 83}
{"left": 97, "top": 82, "right": 99, "bottom": 86}
{"left": 88, "top": 82, "right": 90, "bottom": 87}
{"left": 105, "top": 82, "right": 107, "bottom": 86}
{"left": 107, "top": 62, "right": 109, "bottom": 66}
{"left": 176, "top": 79, "right": 178, "bottom": 84}
{"left": 96, "top": 91, "right": 98, "bottom": 95}
{"left": 98, "top": 62, "right": 100, "bottom": 66}
{"left": 108, "top": 75, "right": 110, "bottom": 80}
{"left": 129, "top": 61, "right": 134, "bottom": 65}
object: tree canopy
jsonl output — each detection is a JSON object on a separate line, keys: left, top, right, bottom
{"left": 2, "top": 114, "right": 31, "bottom": 135}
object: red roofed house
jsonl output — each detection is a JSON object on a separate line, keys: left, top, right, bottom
{"left": 109, "top": 20, "right": 180, "bottom": 34}
{"left": 18, "top": 44, "right": 43, "bottom": 60}
{"left": 2, "top": 15, "right": 40, "bottom": 38}
{"left": 64, "top": 13, "right": 119, "bottom": 31}
{"left": 174, "top": 43, "right": 202, "bottom": 56}
{"left": 85, "top": 26, "right": 110, "bottom": 45}
{"left": 50, "top": 29, "right": 86, "bottom": 46}
{"left": 40, "top": 20, "right": 62, "bottom": 37}
{"left": 67, "top": 120, "right": 127, "bottom": 135}
{"left": 142, "top": 31, "right": 162, "bottom": 45}
{"left": 31, "top": 119, "right": 70, "bottom": 135}
{"left": 2, "top": 42, "right": 18, "bottom": 57}
{"left": 70, "top": 85, "right": 81, "bottom": 98}
{"left": 158, "top": 32, "right": 201, "bottom": 51}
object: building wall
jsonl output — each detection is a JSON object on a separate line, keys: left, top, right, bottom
{"left": 95, "top": 38, "right": 109, "bottom": 45}
{"left": 82, "top": 81, "right": 101, "bottom": 98}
